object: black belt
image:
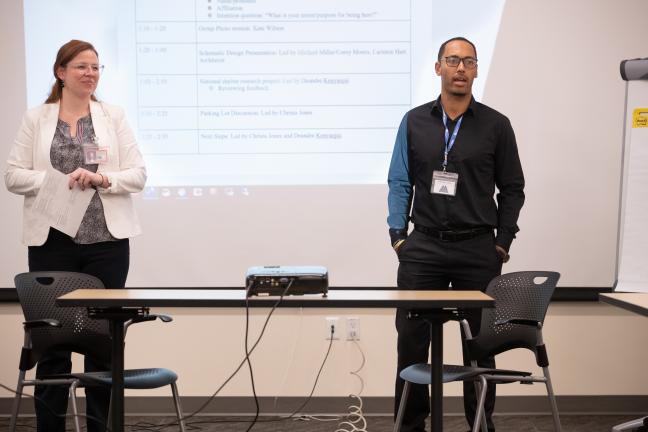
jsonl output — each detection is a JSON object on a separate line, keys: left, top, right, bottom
{"left": 414, "top": 225, "right": 492, "bottom": 242}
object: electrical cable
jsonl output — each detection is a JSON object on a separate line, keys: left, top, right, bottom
{"left": 126, "top": 279, "right": 294, "bottom": 432}
{"left": 0, "top": 381, "right": 112, "bottom": 431}
{"left": 294, "top": 337, "right": 368, "bottom": 432}
{"left": 0, "top": 413, "right": 37, "bottom": 431}
{"left": 292, "top": 339, "right": 367, "bottom": 432}
{"left": 334, "top": 339, "right": 368, "bottom": 432}
{"left": 243, "top": 324, "right": 334, "bottom": 427}
{"left": 272, "top": 305, "right": 303, "bottom": 413}
{"left": 242, "top": 296, "right": 334, "bottom": 430}
{"left": 242, "top": 277, "right": 286, "bottom": 431}
{"left": 5, "top": 281, "right": 292, "bottom": 432}
{"left": 5, "top": 292, "right": 338, "bottom": 432}
{"left": 9, "top": 279, "right": 330, "bottom": 432}
{"left": 125, "top": 420, "right": 204, "bottom": 432}
{"left": 244, "top": 293, "right": 260, "bottom": 432}
{"left": 186, "top": 279, "right": 292, "bottom": 424}
{"left": 283, "top": 324, "right": 335, "bottom": 418}
{"left": 141, "top": 328, "right": 335, "bottom": 432}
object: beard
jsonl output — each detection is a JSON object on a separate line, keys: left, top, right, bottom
{"left": 447, "top": 86, "right": 471, "bottom": 97}
{"left": 444, "top": 78, "right": 472, "bottom": 97}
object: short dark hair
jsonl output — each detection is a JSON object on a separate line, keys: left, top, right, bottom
{"left": 437, "top": 37, "right": 477, "bottom": 61}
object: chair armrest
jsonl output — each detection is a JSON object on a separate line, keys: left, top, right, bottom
{"left": 153, "top": 314, "right": 173, "bottom": 323}
{"left": 130, "top": 313, "right": 173, "bottom": 324}
{"left": 459, "top": 319, "right": 475, "bottom": 340}
{"left": 124, "top": 314, "right": 173, "bottom": 333}
{"left": 23, "top": 319, "right": 61, "bottom": 330}
{"left": 495, "top": 318, "right": 542, "bottom": 328}
{"left": 129, "top": 315, "right": 157, "bottom": 325}
{"left": 21, "top": 320, "right": 61, "bottom": 351}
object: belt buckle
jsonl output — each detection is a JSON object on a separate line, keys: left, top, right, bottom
{"left": 439, "top": 231, "right": 453, "bottom": 241}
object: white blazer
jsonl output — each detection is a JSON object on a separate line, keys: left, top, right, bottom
{"left": 5, "top": 101, "right": 147, "bottom": 246}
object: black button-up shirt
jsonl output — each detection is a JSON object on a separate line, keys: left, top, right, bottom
{"left": 387, "top": 97, "right": 525, "bottom": 250}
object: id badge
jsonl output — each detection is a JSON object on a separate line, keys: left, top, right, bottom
{"left": 83, "top": 145, "right": 109, "bottom": 164}
{"left": 431, "top": 170, "right": 458, "bottom": 196}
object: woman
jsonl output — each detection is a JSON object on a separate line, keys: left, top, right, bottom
{"left": 5, "top": 40, "right": 146, "bottom": 432}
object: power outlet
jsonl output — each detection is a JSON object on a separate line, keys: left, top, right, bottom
{"left": 347, "top": 317, "right": 360, "bottom": 341}
{"left": 325, "top": 317, "right": 339, "bottom": 340}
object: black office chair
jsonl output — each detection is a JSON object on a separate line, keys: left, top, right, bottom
{"left": 394, "top": 271, "right": 562, "bottom": 432}
{"left": 9, "top": 271, "right": 186, "bottom": 432}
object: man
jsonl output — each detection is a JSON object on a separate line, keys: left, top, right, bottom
{"left": 387, "top": 37, "right": 525, "bottom": 432}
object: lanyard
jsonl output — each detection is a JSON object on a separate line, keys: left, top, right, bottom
{"left": 442, "top": 109, "right": 463, "bottom": 171}
{"left": 76, "top": 120, "right": 84, "bottom": 146}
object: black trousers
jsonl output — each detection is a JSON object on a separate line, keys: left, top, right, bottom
{"left": 394, "top": 230, "right": 502, "bottom": 432}
{"left": 28, "top": 229, "right": 129, "bottom": 432}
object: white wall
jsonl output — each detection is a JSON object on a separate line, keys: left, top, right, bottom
{"left": 484, "top": 0, "right": 632, "bottom": 286}
{"left": 1, "top": 303, "right": 647, "bottom": 399}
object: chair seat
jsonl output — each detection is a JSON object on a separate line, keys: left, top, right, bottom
{"left": 400, "top": 363, "right": 531, "bottom": 385}
{"left": 66, "top": 368, "right": 178, "bottom": 389}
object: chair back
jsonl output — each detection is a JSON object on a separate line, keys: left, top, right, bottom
{"left": 467, "top": 271, "right": 560, "bottom": 365}
{"left": 14, "top": 271, "right": 111, "bottom": 370}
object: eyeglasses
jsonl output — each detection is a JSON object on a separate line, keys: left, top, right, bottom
{"left": 444, "top": 56, "right": 478, "bottom": 69}
{"left": 67, "top": 63, "right": 105, "bottom": 74}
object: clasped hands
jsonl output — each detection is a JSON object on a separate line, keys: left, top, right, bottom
{"left": 68, "top": 168, "right": 105, "bottom": 190}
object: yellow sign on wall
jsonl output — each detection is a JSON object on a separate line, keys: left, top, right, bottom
{"left": 634, "top": 108, "right": 648, "bottom": 128}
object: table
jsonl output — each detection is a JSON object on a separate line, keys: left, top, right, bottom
{"left": 57, "top": 289, "right": 494, "bottom": 432}
{"left": 600, "top": 293, "right": 648, "bottom": 318}
{"left": 599, "top": 292, "right": 648, "bottom": 432}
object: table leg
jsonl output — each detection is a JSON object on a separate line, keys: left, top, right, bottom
{"left": 110, "top": 318, "right": 125, "bottom": 432}
{"left": 89, "top": 307, "right": 147, "bottom": 432}
{"left": 430, "top": 321, "right": 443, "bottom": 432}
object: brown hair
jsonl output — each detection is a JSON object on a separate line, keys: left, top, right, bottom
{"left": 45, "top": 40, "right": 99, "bottom": 103}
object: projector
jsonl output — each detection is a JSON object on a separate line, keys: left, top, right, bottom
{"left": 245, "top": 266, "right": 328, "bottom": 297}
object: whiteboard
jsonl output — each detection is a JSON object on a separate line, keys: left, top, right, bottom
{"left": 616, "top": 60, "right": 648, "bottom": 293}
